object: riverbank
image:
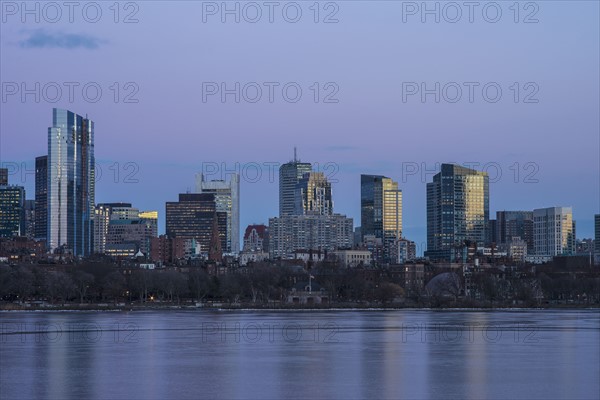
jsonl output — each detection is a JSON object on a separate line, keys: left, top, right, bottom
{"left": 2, "top": 302, "right": 598, "bottom": 312}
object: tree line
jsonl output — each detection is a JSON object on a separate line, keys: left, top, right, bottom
{"left": 0, "top": 261, "right": 598, "bottom": 307}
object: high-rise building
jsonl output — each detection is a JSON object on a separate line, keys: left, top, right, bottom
{"left": 269, "top": 214, "right": 353, "bottom": 259}
{"left": 533, "top": 207, "right": 575, "bottom": 257}
{"left": 426, "top": 164, "right": 489, "bottom": 261}
{"left": 360, "top": 174, "right": 402, "bottom": 262}
{"left": 295, "top": 172, "right": 333, "bottom": 216}
{"left": 166, "top": 193, "right": 227, "bottom": 257}
{"left": 93, "top": 203, "right": 158, "bottom": 256}
{"left": 47, "top": 108, "right": 95, "bottom": 256}
{"left": 34, "top": 156, "right": 48, "bottom": 242}
{"left": 0, "top": 184, "right": 25, "bottom": 238}
{"left": 496, "top": 211, "right": 534, "bottom": 251}
{"left": 397, "top": 238, "right": 417, "bottom": 264}
{"left": 195, "top": 173, "right": 240, "bottom": 253}
{"left": 24, "top": 200, "right": 35, "bottom": 239}
{"left": 279, "top": 151, "right": 312, "bottom": 217}
{"left": 92, "top": 203, "right": 133, "bottom": 254}
{"left": 594, "top": 214, "right": 600, "bottom": 264}
{"left": 0, "top": 168, "right": 7, "bottom": 186}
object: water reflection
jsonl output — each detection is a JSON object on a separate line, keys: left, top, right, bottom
{"left": 1, "top": 310, "right": 598, "bottom": 400}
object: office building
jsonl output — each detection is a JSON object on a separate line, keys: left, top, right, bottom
{"left": 496, "top": 211, "right": 534, "bottom": 251}
{"left": 360, "top": 174, "right": 402, "bottom": 262}
{"left": 295, "top": 172, "right": 333, "bottom": 216}
{"left": 24, "top": 200, "right": 35, "bottom": 239}
{"left": 34, "top": 156, "right": 47, "bottom": 242}
{"left": 47, "top": 108, "right": 95, "bottom": 257}
{"left": 166, "top": 193, "right": 227, "bottom": 258}
{"left": 195, "top": 173, "right": 240, "bottom": 253}
{"left": 279, "top": 151, "right": 312, "bottom": 216}
{"left": 0, "top": 184, "right": 25, "bottom": 238}
{"left": 533, "top": 207, "right": 575, "bottom": 256}
{"left": 426, "top": 164, "right": 489, "bottom": 261}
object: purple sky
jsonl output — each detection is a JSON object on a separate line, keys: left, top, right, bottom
{"left": 1, "top": 1, "right": 599, "bottom": 252}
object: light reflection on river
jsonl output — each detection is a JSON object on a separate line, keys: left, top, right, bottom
{"left": 1, "top": 310, "right": 598, "bottom": 399}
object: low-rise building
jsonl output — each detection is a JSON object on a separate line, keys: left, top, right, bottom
{"left": 331, "top": 249, "right": 372, "bottom": 268}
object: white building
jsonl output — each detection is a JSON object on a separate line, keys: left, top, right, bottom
{"left": 332, "top": 249, "right": 372, "bottom": 268}
{"left": 268, "top": 214, "right": 353, "bottom": 259}
{"left": 533, "top": 207, "right": 575, "bottom": 257}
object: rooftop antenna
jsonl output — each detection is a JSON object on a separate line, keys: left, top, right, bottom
{"left": 294, "top": 146, "right": 297, "bottom": 162}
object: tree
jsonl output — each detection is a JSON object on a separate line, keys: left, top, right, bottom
{"left": 376, "top": 282, "right": 404, "bottom": 304}
{"left": 72, "top": 271, "right": 94, "bottom": 303}
{"left": 46, "top": 272, "right": 75, "bottom": 303}
{"left": 188, "top": 268, "right": 210, "bottom": 301}
{"left": 9, "top": 266, "right": 34, "bottom": 303}
{"left": 102, "top": 271, "right": 126, "bottom": 302}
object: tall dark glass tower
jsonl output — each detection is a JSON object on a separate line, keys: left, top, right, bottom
{"left": 47, "top": 108, "right": 95, "bottom": 257}
{"left": 279, "top": 150, "right": 311, "bottom": 217}
{"left": 35, "top": 155, "right": 48, "bottom": 242}
{"left": 360, "top": 174, "right": 402, "bottom": 262}
{"left": 426, "top": 164, "right": 489, "bottom": 261}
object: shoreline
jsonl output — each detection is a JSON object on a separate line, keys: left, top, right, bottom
{"left": 2, "top": 303, "right": 598, "bottom": 312}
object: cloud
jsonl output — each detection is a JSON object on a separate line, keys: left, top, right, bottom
{"left": 19, "top": 30, "right": 106, "bottom": 50}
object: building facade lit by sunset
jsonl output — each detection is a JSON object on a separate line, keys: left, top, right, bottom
{"left": 533, "top": 207, "right": 575, "bottom": 257}
{"left": 360, "top": 174, "right": 402, "bottom": 262}
{"left": 426, "top": 164, "right": 489, "bottom": 261}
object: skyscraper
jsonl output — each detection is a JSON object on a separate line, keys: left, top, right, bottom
{"left": 533, "top": 207, "right": 575, "bottom": 256}
{"left": 295, "top": 172, "right": 333, "bottom": 216}
{"left": 360, "top": 174, "right": 402, "bottom": 262}
{"left": 34, "top": 155, "right": 48, "bottom": 242}
{"left": 47, "top": 108, "right": 95, "bottom": 256}
{"left": 426, "top": 164, "right": 489, "bottom": 261}
{"left": 195, "top": 173, "right": 240, "bottom": 253}
{"left": 24, "top": 200, "right": 35, "bottom": 239}
{"left": 279, "top": 151, "right": 312, "bottom": 217}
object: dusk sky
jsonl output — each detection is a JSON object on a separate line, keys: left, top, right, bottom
{"left": 1, "top": 1, "right": 598, "bottom": 251}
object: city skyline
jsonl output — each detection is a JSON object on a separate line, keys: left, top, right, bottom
{"left": 1, "top": 107, "right": 597, "bottom": 257}
{"left": 1, "top": 2, "right": 598, "bottom": 253}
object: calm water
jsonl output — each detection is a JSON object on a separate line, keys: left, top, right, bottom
{"left": 0, "top": 309, "right": 598, "bottom": 400}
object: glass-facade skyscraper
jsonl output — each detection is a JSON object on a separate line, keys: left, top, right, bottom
{"left": 279, "top": 153, "right": 312, "bottom": 217}
{"left": 533, "top": 207, "right": 575, "bottom": 256}
{"left": 360, "top": 174, "right": 402, "bottom": 262}
{"left": 426, "top": 164, "right": 489, "bottom": 261}
{"left": 47, "top": 108, "right": 95, "bottom": 257}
